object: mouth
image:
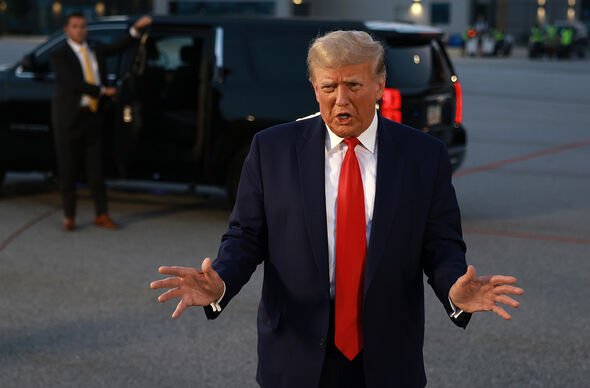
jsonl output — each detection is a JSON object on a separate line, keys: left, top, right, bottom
{"left": 336, "top": 113, "right": 352, "bottom": 123}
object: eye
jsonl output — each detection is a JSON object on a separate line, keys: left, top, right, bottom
{"left": 348, "top": 82, "right": 361, "bottom": 91}
{"left": 321, "top": 85, "right": 335, "bottom": 93}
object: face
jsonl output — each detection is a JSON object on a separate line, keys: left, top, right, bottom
{"left": 312, "top": 62, "right": 385, "bottom": 138}
{"left": 64, "top": 16, "right": 87, "bottom": 44}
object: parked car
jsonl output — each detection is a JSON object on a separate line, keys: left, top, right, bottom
{"left": 0, "top": 16, "right": 467, "bottom": 200}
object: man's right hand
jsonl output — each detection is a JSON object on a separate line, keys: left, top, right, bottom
{"left": 150, "top": 258, "right": 225, "bottom": 319}
{"left": 102, "top": 87, "right": 117, "bottom": 97}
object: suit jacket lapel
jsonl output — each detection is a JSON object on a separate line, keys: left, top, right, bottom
{"left": 365, "top": 117, "right": 405, "bottom": 293}
{"left": 296, "top": 116, "right": 330, "bottom": 290}
{"left": 64, "top": 44, "right": 85, "bottom": 82}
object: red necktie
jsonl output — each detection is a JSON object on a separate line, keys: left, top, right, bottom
{"left": 335, "top": 137, "right": 366, "bottom": 361}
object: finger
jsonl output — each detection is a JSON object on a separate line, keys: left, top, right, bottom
{"left": 157, "top": 288, "right": 183, "bottom": 303}
{"left": 495, "top": 295, "right": 521, "bottom": 309}
{"left": 458, "top": 265, "right": 476, "bottom": 286}
{"left": 150, "top": 277, "right": 180, "bottom": 290}
{"left": 493, "top": 285, "right": 525, "bottom": 295}
{"left": 490, "top": 275, "right": 519, "bottom": 285}
{"left": 159, "top": 266, "right": 193, "bottom": 276}
{"left": 492, "top": 305, "right": 512, "bottom": 320}
{"left": 172, "top": 299, "right": 186, "bottom": 319}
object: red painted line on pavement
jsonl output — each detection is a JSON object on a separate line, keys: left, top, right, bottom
{"left": 464, "top": 227, "right": 590, "bottom": 245}
{"left": 454, "top": 139, "right": 590, "bottom": 178}
{"left": 0, "top": 207, "right": 60, "bottom": 253}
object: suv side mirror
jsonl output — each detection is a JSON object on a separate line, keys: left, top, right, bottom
{"left": 19, "top": 53, "right": 36, "bottom": 72}
{"left": 19, "top": 53, "right": 50, "bottom": 76}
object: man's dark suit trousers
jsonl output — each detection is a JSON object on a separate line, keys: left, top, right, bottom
{"left": 54, "top": 109, "right": 107, "bottom": 218}
{"left": 318, "top": 302, "right": 366, "bottom": 388}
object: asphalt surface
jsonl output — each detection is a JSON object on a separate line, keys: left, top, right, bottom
{"left": 1, "top": 38, "right": 589, "bottom": 387}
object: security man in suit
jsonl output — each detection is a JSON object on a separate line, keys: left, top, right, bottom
{"left": 150, "top": 30, "right": 524, "bottom": 387}
{"left": 50, "top": 13, "right": 152, "bottom": 231}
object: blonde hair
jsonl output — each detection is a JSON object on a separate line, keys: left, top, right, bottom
{"left": 307, "top": 30, "right": 386, "bottom": 81}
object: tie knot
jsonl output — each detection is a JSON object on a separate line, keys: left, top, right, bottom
{"left": 343, "top": 137, "right": 360, "bottom": 149}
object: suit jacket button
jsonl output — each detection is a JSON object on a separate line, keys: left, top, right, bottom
{"left": 319, "top": 337, "right": 326, "bottom": 348}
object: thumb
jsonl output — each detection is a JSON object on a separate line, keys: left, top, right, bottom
{"left": 201, "top": 257, "right": 213, "bottom": 274}
{"left": 459, "top": 265, "right": 476, "bottom": 285}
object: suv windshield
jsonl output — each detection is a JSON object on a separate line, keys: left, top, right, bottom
{"left": 384, "top": 42, "right": 451, "bottom": 90}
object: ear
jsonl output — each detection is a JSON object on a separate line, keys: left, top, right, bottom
{"left": 375, "top": 75, "right": 386, "bottom": 101}
{"left": 311, "top": 80, "right": 321, "bottom": 104}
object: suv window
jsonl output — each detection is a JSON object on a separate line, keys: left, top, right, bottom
{"left": 384, "top": 41, "right": 451, "bottom": 90}
{"left": 223, "top": 26, "right": 318, "bottom": 85}
{"left": 247, "top": 31, "right": 313, "bottom": 83}
{"left": 147, "top": 35, "right": 195, "bottom": 70}
{"left": 32, "top": 28, "right": 126, "bottom": 75}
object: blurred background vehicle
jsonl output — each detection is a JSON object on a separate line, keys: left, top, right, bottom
{"left": 462, "top": 26, "right": 513, "bottom": 57}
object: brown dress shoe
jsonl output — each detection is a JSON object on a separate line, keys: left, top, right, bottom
{"left": 94, "top": 214, "right": 119, "bottom": 230}
{"left": 63, "top": 217, "right": 75, "bottom": 231}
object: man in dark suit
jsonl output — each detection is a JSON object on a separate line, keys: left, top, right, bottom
{"left": 50, "top": 13, "right": 152, "bottom": 231}
{"left": 150, "top": 31, "right": 523, "bottom": 387}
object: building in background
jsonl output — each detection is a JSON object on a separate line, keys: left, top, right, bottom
{"left": 0, "top": 0, "right": 588, "bottom": 43}
{"left": 153, "top": 0, "right": 586, "bottom": 43}
{"left": 0, "top": 0, "right": 151, "bottom": 34}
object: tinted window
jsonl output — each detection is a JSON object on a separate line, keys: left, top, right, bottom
{"left": 224, "top": 26, "right": 318, "bottom": 85}
{"left": 247, "top": 31, "right": 313, "bottom": 83}
{"left": 431, "top": 3, "right": 451, "bottom": 25}
{"left": 384, "top": 42, "right": 451, "bottom": 89}
{"left": 147, "top": 35, "right": 195, "bottom": 70}
{"left": 33, "top": 28, "right": 126, "bottom": 75}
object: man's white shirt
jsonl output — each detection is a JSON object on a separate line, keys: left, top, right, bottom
{"left": 325, "top": 112, "right": 378, "bottom": 298}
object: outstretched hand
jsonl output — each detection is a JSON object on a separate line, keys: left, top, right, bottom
{"left": 449, "top": 265, "right": 524, "bottom": 320}
{"left": 133, "top": 15, "right": 153, "bottom": 31}
{"left": 150, "top": 258, "right": 224, "bottom": 319}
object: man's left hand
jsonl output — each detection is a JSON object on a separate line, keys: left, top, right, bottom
{"left": 449, "top": 265, "right": 524, "bottom": 320}
{"left": 133, "top": 15, "right": 152, "bottom": 31}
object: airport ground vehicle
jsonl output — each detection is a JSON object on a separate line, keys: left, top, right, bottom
{"left": 0, "top": 16, "right": 467, "bottom": 200}
{"left": 463, "top": 28, "right": 513, "bottom": 57}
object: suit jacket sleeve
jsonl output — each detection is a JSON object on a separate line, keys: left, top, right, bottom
{"left": 422, "top": 142, "right": 471, "bottom": 328}
{"left": 204, "top": 134, "right": 268, "bottom": 319}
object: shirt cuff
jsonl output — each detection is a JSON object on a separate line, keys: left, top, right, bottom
{"left": 448, "top": 296, "right": 464, "bottom": 319}
{"left": 129, "top": 26, "right": 140, "bottom": 38}
{"left": 209, "top": 281, "right": 226, "bottom": 312}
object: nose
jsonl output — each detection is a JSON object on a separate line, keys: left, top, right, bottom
{"left": 335, "top": 86, "right": 350, "bottom": 106}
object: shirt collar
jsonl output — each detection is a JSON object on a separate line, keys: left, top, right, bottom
{"left": 325, "top": 110, "right": 378, "bottom": 154}
{"left": 67, "top": 39, "right": 89, "bottom": 53}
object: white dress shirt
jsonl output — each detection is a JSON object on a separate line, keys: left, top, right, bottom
{"left": 214, "top": 111, "right": 462, "bottom": 317}
{"left": 325, "top": 111, "right": 378, "bottom": 298}
{"left": 66, "top": 27, "right": 139, "bottom": 107}
{"left": 66, "top": 39, "right": 101, "bottom": 108}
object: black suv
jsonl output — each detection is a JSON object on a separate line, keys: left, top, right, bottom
{"left": 0, "top": 16, "right": 466, "bottom": 199}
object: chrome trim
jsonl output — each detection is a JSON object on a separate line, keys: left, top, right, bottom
{"left": 215, "top": 27, "right": 224, "bottom": 82}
